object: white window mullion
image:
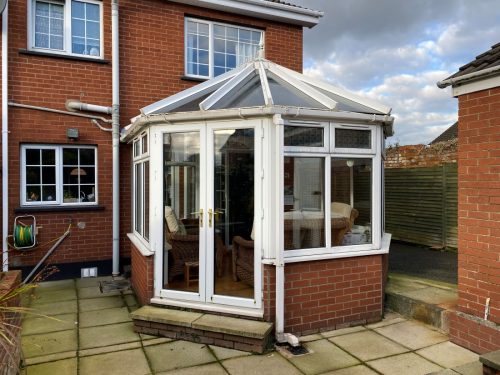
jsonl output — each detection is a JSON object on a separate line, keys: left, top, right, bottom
{"left": 325, "top": 156, "right": 331, "bottom": 248}
{"left": 65, "top": 0, "right": 71, "bottom": 53}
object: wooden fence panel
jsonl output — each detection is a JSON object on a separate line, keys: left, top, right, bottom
{"left": 385, "top": 163, "right": 457, "bottom": 248}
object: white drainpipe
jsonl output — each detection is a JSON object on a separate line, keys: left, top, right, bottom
{"left": 2, "top": 2, "right": 9, "bottom": 272}
{"left": 63, "top": 1, "right": 120, "bottom": 276}
{"left": 111, "top": 0, "right": 120, "bottom": 276}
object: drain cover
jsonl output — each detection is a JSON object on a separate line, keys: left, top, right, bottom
{"left": 287, "top": 345, "right": 309, "bottom": 356}
{"left": 99, "top": 279, "right": 131, "bottom": 293}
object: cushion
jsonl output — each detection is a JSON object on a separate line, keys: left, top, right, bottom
{"left": 331, "top": 202, "right": 352, "bottom": 218}
{"left": 164, "top": 206, "right": 186, "bottom": 235}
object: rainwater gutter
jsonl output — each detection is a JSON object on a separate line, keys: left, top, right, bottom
{"left": 64, "top": 0, "right": 120, "bottom": 276}
{"left": 2, "top": 2, "right": 8, "bottom": 271}
{"left": 122, "top": 107, "right": 394, "bottom": 142}
{"left": 437, "top": 65, "right": 500, "bottom": 89}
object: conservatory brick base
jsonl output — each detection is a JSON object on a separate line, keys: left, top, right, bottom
{"left": 264, "top": 255, "right": 384, "bottom": 336}
{"left": 130, "top": 243, "right": 154, "bottom": 306}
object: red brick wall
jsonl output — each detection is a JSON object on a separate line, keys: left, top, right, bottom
{"left": 452, "top": 86, "right": 500, "bottom": 353}
{"left": 264, "top": 256, "right": 383, "bottom": 336}
{"left": 1, "top": 0, "right": 303, "bottom": 271}
{"left": 130, "top": 244, "right": 154, "bottom": 306}
{"left": 384, "top": 141, "right": 457, "bottom": 169}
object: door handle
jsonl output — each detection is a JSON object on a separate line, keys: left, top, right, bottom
{"left": 208, "top": 209, "right": 213, "bottom": 228}
{"left": 190, "top": 209, "right": 203, "bottom": 228}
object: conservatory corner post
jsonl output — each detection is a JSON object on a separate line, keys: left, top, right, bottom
{"left": 111, "top": 0, "right": 120, "bottom": 276}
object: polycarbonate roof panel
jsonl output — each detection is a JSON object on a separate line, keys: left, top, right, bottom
{"left": 140, "top": 58, "right": 392, "bottom": 116}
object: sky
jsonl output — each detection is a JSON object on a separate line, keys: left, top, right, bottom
{"left": 291, "top": 0, "right": 500, "bottom": 145}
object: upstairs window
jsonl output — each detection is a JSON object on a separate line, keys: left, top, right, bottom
{"left": 185, "top": 18, "right": 264, "bottom": 79}
{"left": 30, "top": 0, "right": 103, "bottom": 58}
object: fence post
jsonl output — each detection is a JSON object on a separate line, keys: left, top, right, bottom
{"left": 442, "top": 164, "right": 447, "bottom": 248}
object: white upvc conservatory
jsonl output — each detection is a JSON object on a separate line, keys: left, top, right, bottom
{"left": 123, "top": 58, "right": 394, "bottom": 332}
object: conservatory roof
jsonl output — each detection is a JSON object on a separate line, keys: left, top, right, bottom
{"left": 122, "top": 58, "right": 394, "bottom": 141}
{"left": 140, "top": 58, "right": 392, "bottom": 117}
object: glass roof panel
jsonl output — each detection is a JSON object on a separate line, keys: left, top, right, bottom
{"left": 210, "top": 75, "right": 265, "bottom": 110}
{"left": 267, "top": 77, "right": 328, "bottom": 109}
{"left": 310, "top": 85, "right": 384, "bottom": 114}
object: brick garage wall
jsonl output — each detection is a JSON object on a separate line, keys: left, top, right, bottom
{"left": 130, "top": 243, "right": 154, "bottom": 306}
{"left": 451, "top": 86, "right": 500, "bottom": 353}
{"left": 2, "top": 0, "right": 303, "bottom": 271}
{"left": 0, "top": 270, "right": 22, "bottom": 375}
{"left": 384, "top": 140, "right": 457, "bottom": 169}
{"left": 263, "top": 256, "right": 383, "bottom": 336}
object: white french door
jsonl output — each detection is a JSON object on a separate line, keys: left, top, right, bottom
{"left": 155, "top": 122, "right": 262, "bottom": 310}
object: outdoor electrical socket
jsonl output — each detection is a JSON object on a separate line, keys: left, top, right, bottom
{"left": 81, "top": 267, "right": 98, "bottom": 278}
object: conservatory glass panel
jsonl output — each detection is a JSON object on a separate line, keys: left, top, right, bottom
{"left": 331, "top": 158, "right": 372, "bottom": 246}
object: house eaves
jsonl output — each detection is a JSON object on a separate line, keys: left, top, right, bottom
{"left": 168, "top": 0, "right": 324, "bottom": 28}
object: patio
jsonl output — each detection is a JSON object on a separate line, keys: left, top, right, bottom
{"left": 19, "top": 277, "right": 481, "bottom": 375}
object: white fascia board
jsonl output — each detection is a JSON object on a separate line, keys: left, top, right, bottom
{"left": 451, "top": 75, "right": 500, "bottom": 97}
{"left": 199, "top": 63, "right": 256, "bottom": 110}
{"left": 268, "top": 64, "right": 338, "bottom": 109}
{"left": 277, "top": 63, "right": 392, "bottom": 115}
{"left": 169, "top": 0, "right": 323, "bottom": 28}
{"left": 122, "top": 105, "right": 394, "bottom": 142}
{"left": 140, "top": 66, "right": 243, "bottom": 115}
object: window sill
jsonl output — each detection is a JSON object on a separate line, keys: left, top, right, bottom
{"left": 127, "top": 233, "right": 154, "bottom": 257}
{"left": 181, "top": 75, "right": 208, "bottom": 83}
{"left": 19, "top": 49, "right": 110, "bottom": 64}
{"left": 14, "top": 205, "right": 105, "bottom": 213}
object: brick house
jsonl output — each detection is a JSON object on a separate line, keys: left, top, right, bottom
{"left": 1, "top": 0, "right": 396, "bottom": 348}
{"left": 438, "top": 43, "right": 500, "bottom": 353}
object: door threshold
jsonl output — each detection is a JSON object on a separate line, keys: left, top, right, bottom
{"left": 150, "top": 297, "right": 264, "bottom": 318}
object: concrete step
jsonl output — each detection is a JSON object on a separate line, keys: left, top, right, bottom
{"left": 385, "top": 274, "right": 458, "bottom": 333}
{"left": 131, "top": 305, "right": 274, "bottom": 353}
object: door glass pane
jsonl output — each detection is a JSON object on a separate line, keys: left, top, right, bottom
{"left": 284, "top": 157, "right": 325, "bottom": 250}
{"left": 331, "top": 158, "right": 372, "bottom": 246}
{"left": 214, "top": 129, "right": 254, "bottom": 299}
{"left": 163, "top": 132, "right": 200, "bottom": 293}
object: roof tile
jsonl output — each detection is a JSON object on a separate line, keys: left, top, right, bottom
{"left": 447, "top": 43, "right": 500, "bottom": 79}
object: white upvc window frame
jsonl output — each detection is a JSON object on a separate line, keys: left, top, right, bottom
{"left": 282, "top": 122, "right": 382, "bottom": 260}
{"left": 28, "top": 0, "right": 104, "bottom": 59}
{"left": 133, "top": 131, "right": 150, "bottom": 245}
{"left": 283, "top": 120, "right": 329, "bottom": 153}
{"left": 184, "top": 17, "right": 264, "bottom": 80}
{"left": 332, "top": 123, "right": 376, "bottom": 155}
{"left": 21, "top": 144, "right": 98, "bottom": 206}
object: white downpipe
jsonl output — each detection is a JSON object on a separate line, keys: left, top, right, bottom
{"left": 111, "top": 0, "right": 120, "bottom": 276}
{"left": 2, "top": 3, "right": 9, "bottom": 272}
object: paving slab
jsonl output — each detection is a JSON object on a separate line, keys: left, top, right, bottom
{"left": 142, "top": 337, "right": 173, "bottom": 347}
{"left": 299, "top": 333, "right": 323, "bottom": 342}
{"left": 79, "top": 306, "right": 131, "bottom": 327}
{"left": 375, "top": 320, "right": 448, "bottom": 350}
{"left": 22, "top": 330, "right": 77, "bottom": 359}
{"left": 321, "top": 326, "right": 366, "bottom": 338}
{"left": 131, "top": 305, "right": 202, "bottom": 327}
{"left": 144, "top": 341, "right": 216, "bottom": 373}
{"left": 75, "top": 276, "right": 114, "bottom": 289}
{"left": 37, "top": 280, "right": 75, "bottom": 291}
{"left": 78, "top": 296, "right": 125, "bottom": 312}
{"left": 79, "top": 348, "right": 150, "bottom": 375}
{"left": 22, "top": 313, "right": 77, "bottom": 336}
{"left": 222, "top": 353, "right": 302, "bottom": 375}
{"left": 157, "top": 362, "right": 228, "bottom": 375}
{"left": 365, "top": 312, "right": 406, "bottom": 329}
{"left": 79, "top": 322, "right": 140, "bottom": 349}
{"left": 452, "top": 361, "right": 483, "bottom": 375}
{"left": 329, "top": 330, "right": 408, "bottom": 361}
{"left": 403, "top": 286, "right": 458, "bottom": 305}
{"left": 124, "top": 293, "right": 138, "bottom": 307}
{"left": 25, "top": 358, "right": 77, "bottom": 375}
{"left": 78, "top": 341, "right": 142, "bottom": 357}
{"left": 78, "top": 286, "right": 122, "bottom": 299}
{"left": 288, "top": 339, "right": 359, "bottom": 375}
{"left": 31, "top": 288, "right": 77, "bottom": 304}
{"left": 192, "top": 314, "right": 273, "bottom": 339}
{"left": 367, "top": 352, "right": 443, "bottom": 375}
{"left": 480, "top": 350, "right": 500, "bottom": 371}
{"left": 385, "top": 277, "right": 430, "bottom": 294}
{"left": 320, "top": 364, "right": 379, "bottom": 375}
{"left": 417, "top": 341, "right": 479, "bottom": 369}
{"left": 209, "top": 345, "right": 252, "bottom": 360}
{"left": 29, "top": 300, "right": 77, "bottom": 316}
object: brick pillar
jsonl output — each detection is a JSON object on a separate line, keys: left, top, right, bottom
{"left": 451, "top": 87, "right": 500, "bottom": 353}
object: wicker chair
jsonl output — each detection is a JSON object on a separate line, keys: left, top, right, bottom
{"left": 165, "top": 215, "right": 199, "bottom": 283}
{"left": 232, "top": 236, "right": 254, "bottom": 286}
{"left": 331, "top": 202, "right": 359, "bottom": 246}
